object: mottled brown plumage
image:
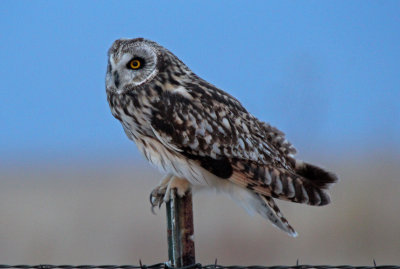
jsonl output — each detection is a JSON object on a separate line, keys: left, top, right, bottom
{"left": 106, "top": 38, "right": 338, "bottom": 236}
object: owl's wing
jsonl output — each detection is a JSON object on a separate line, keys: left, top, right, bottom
{"left": 150, "top": 89, "right": 337, "bottom": 206}
{"left": 150, "top": 89, "right": 294, "bottom": 167}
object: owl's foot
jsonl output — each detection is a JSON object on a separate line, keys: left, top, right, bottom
{"left": 150, "top": 175, "right": 172, "bottom": 211}
{"left": 150, "top": 175, "right": 190, "bottom": 213}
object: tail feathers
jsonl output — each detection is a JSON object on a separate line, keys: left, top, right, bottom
{"left": 284, "top": 160, "right": 338, "bottom": 206}
{"left": 295, "top": 160, "right": 338, "bottom": 189}
{"left": 257, "top": 194, "right": 297, "bottom": 237}
{"left": 230, "top": 159, "right": 338, "bottom": 207}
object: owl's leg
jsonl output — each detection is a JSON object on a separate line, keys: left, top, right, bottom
{"left": 163, "top": 176, "right": 190, "bottom": 201}
{"left": 150, "top": 175, "right": 190, "bottom": 211}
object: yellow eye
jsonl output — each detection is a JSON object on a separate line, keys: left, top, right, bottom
{"left": 129, "top": 59, "right": 141, "bottom": 69}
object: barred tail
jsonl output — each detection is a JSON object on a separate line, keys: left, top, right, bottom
{"left": 295, "top": 160, "right": 338, "bottom": 189}
{"left": 292, "top": 160, "right": 339, "bottom": 205}
{"left": 230, "top": 159, "right": 338, "bottom": 207}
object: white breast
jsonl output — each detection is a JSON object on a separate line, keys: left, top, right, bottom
{"left": 133, "top": 136, "right": 209, "bottom": 185}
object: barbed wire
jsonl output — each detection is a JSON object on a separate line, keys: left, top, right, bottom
{"left": 0, "top": 263, "right": 399, "bottom": 269}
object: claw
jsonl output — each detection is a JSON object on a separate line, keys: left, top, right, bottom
{"left": 150, "top": 194, "right": 157, "bottom": 213}
{"left": 149, "top": 179, "right": 169, "bottom": 213}
{"left": 149, "top": 175, "right": 191, "bottom": 213}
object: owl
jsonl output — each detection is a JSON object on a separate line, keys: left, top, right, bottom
{"left": 106, "top": 38, "right": 338, "bottom": 237}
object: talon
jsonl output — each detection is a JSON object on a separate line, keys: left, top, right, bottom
{"left": 149, "top": 179, "right": 169, "bottom": 212}
{"left": 150, "top": 192, "right": 160, "bottom": 213}
{"left": 149, "top": 192, "right": 155, "bottom": 205}
{"left": 149, "top": 176, "right": 191, "bottom": 213}
{"left": 150, "top": 193, "right": 161, "bottom": 214}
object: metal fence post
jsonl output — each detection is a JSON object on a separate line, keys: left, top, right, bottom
{"left": 166, "top": 189, "right": 196, "bottom": 267}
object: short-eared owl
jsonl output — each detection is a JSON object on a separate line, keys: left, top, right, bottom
{"left": 106, "top": 38, "right": 338, "bottom": 236}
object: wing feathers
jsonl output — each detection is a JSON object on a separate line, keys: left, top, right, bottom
{"left": 229, "top": 159, "right": 335, "bottom": 206}
{"left": 257, "top": 195, "right": 297, "bottom": 237}
{"left": 226, "top": 184, "right": 297, "bottom": 237}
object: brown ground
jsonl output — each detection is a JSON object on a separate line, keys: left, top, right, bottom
{"left": 1, "top": 153, "right": 399, "bottom": 265}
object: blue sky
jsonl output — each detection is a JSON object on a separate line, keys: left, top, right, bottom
{"left": 1, "top": 1, "right": 399, "bottom": 162}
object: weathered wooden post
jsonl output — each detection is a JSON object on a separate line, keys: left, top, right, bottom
{"left": 166, "top": 189, "right": 196, "bottom": 267}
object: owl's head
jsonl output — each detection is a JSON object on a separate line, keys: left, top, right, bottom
{"left": 106, "top": 38, "right": 187, "bottom": 94}
{"left": 106, "top": 38, "right": 160, "bottom": 93}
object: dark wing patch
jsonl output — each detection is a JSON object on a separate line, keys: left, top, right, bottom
{"left": 182, "top": 151, "right": 233, "bottom": 179}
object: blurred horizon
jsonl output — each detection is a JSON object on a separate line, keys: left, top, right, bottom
{"left": 1, "top": 156, "right": 400, "bottom": 265}
{"left": 1, "top": 0, "right": 400, "bottom": 265}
